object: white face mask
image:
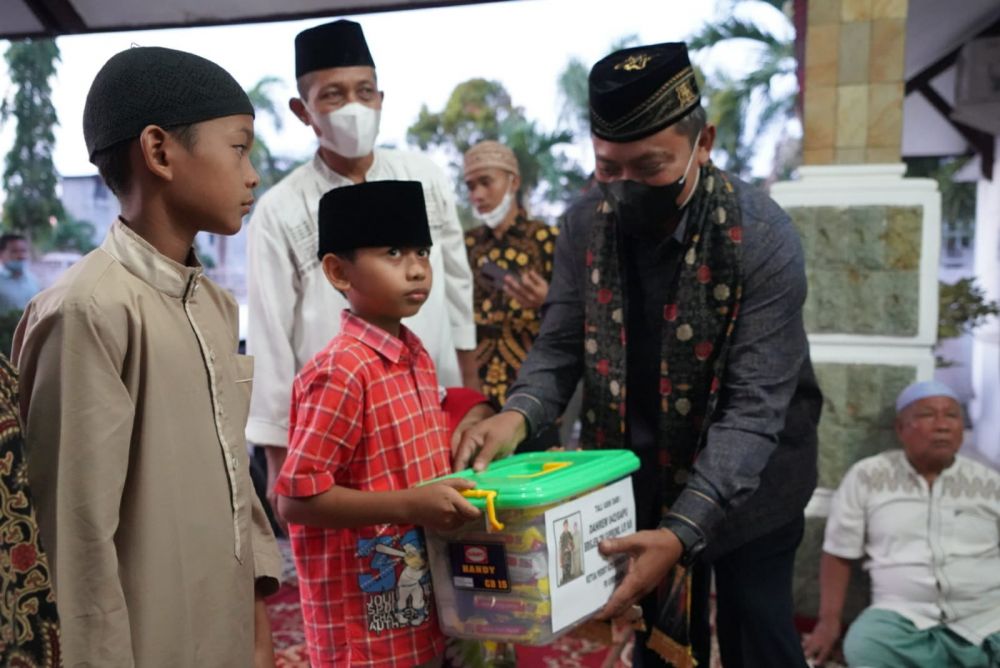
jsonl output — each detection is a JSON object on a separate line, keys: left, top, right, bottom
{"left": 311, "top": 102, "right": 381, "bottom": 158}
{"left": 473, "top": 177, "right": 516, "bottom": 229}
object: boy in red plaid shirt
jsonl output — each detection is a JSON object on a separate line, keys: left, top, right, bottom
{"left": 275, "top": 180, "right": 482, "bottom": 667}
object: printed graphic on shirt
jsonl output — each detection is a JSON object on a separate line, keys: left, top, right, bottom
{"left": 357, "top": 529, "right": 433, "bottom": 633}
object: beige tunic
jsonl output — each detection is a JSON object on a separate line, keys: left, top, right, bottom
{"left": 12, "top": 220, "right": 281, "bottom": 667}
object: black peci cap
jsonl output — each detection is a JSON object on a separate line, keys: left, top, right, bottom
{"left": 295, "top": 19, "right": 375, "bottom": 79}
{"left": 317, "top": 181, "right": 432, "bottom": 257}
{"left": 83, "top": 46, "right": 253, "bottom": 159}
{"left": 589, "top": 42, "right": 701, "bottom": 143}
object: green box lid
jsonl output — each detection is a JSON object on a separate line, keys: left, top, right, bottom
{"left": 439, "top": 450, "right": 640, "bottom": 510}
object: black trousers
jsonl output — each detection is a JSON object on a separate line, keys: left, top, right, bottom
{"left": 633, "top": 515, "right": 807, "bottom": 668}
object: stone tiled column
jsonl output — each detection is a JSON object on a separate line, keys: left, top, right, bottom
{"left": 803, "top": 0, "right": 908, "bottom": 165}
{"left": 776, "top": 169, "right": 942, "bottom": 625}
{"left": 778, "top": 0, "right": 945, "bottom": 624}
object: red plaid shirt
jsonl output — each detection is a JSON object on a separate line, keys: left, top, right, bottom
{"left": 275, "top": 311, "right": 451, "bottom": 667}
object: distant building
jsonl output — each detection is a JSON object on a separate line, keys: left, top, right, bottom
{"left": 60, "top": 173, "right": 249, "bottom": 303}
{"left": 60, "top": 174, "right": 117, "bottom": 243}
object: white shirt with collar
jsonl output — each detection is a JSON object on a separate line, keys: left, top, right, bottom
{"left": 245, "top": 148, "right": 476, "bottom": 448}
{"left": 824, "top": 449, "right": 1000, "bottom": 644}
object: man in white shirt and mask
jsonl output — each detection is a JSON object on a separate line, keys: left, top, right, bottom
{"left": 803, "top": 380, "right": 1000, "bottom": 667}
{"left": 246, "top": 19, "right": 478, "bottom": 512}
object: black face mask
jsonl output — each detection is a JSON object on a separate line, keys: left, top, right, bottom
{"left": 598, "top": 134, "right": 701, "bottom": 237}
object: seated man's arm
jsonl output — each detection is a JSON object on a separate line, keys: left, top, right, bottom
{"left": 804, "top": 552, "right": 854, "bottom": 664}
{"left": 804, "top": 462, "right": 869, "bottom": 664}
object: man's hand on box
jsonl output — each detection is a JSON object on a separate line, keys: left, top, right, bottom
{"left": 403, "top": 478, "right": 481, "bottom": 532}
{"left": 453, "top": 411, "right": 526, "bottom": 472}
{"left": 450, "top": 402, "right": 496, "bottom": 456}
{"left": 595, "top": 528, "right": 683, "bottom": 620}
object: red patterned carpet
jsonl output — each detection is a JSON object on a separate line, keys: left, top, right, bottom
{"left": 265, "top": 579, "right": 621, "bottom": 667}
{"left": 267, "top": 581, "right": 311, "bottom": 667}
{"left": 263, "top": 539, "right": 764, "bottom": 666}
{"left": 263, "top": 539, "right": 826, "bottom": 668}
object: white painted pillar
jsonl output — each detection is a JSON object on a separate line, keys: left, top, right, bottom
{"left": 971, "top": 138, "right": 1000, "bottom": 462}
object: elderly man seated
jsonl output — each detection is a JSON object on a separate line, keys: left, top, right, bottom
{"left": 803, "top": 380, "right": 1000, "bottom": 667}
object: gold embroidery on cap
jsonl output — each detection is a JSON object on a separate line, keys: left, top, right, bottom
{"left": 614, "top": 54, "right": 654, "bottom": 71}
{"left": 676, "top": 79, "right": 697, "bottom": 107}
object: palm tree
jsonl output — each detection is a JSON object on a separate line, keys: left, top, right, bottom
{"left": 207, "top": 77, "right": 300, "bottom": 272}
{"left": 556, "top": 34, "right": 640, "bottom": 140}
{"left": 688, "top": 0, "right": 797, "bottom": 179}
{"left": 246, "top": 76, "right": 302, "bottom": 190}
{"left": 407, "top": 78, "right": 586, "bottom": 223}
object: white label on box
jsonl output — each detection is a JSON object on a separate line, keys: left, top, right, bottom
{"left": 544, "top": 476, "right": 635, "bottom": 633}
{"left": 453, "top": 576, "right": 474, "bottom": 588}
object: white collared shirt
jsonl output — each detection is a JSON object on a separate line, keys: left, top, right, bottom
{"left": 245, "top": 149, "right": 475, "bottom": 447}
{"left": 824, "top": 450, "right": 1000, "bottom": 644}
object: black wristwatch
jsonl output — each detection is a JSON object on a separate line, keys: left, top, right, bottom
{"left": 661, "top": 515, "right": 706, "bottom": 567}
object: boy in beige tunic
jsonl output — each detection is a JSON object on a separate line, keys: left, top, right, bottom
{"left": 12, "top": 46, "right": 281, "bottom": 667}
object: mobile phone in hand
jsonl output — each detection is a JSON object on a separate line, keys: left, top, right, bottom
{"left": 481, "top": 261, "right": 515, "bottom": 290}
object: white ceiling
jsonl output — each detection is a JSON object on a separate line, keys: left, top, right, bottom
{"left": 904, "top": 0, "right": 1000, "bottom": 79}
{"left": 4, "top": 0, "right": 995, "bottom": 161}
{"left": 1, "top": 0, "right": 506, "bottom": 40}
{"left": 902, "top": 0, "right": 1000, "bottom": 157}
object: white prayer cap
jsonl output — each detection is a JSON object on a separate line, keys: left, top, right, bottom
{"left": 895, "top": 380, "right": 960, "bottom": 413}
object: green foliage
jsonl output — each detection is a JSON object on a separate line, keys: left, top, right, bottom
{"left": 688, "top": 14, "right": 789, "bottom": 53}
{"left": 906, "top": 156, "right": 977, "bottom": 261}
{"left": 247, "top": 75, "right": 285, "bottom": 133}
{"left": 938, "top": 278, "right": 1000, "bottom": 341}
{"left": 905, "top": 157, "right": 976, "bottom": 226}
{"left": 2, "top": 39, "right": 64, "bottom": 238}
{"left": 688, "top": 1, "right": 797, "bottom": 178}
{"left": 195, "top": 239, "right": 217, "bottom": 269}
{"left": 0, "top": 309, "right": 22, "bottom": 358}
{"left": 246, "top": 76, "right": 303, "bottom": 190}
{"left": 40, "top": 216, "right": 97, "bottom": 254}
{"left": 700, "top": 72, "right": 755, "bottom": 175}
{"left": 556, "top": 34, "right": 639, "bottom": 139}
{"left": 556, "top": 58, "right": 590, "bottom": 136}
{"left": 407, "top": 78, "right": 586, "bottom": 213}
{"left": 409, "top": 79, "right": 514, "bottom": 154}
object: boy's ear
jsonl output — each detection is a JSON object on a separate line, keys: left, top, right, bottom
{"left": 289, "top": 97, "right": 311, "bottom": 126}
{"left": 322, "top": 253, "right": 352, "bottom": 293}
{"left": 137, "top": 125, "right": 174, "bottom": 182}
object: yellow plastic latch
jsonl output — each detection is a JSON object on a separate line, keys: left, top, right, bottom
{"left": 462, "top": 489, "right": 504, "bottom": 532}
{"left": 508, "top": 460, "right": 572, "bottom": 479}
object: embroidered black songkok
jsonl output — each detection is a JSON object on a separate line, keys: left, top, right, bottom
{"left": 589, "top": 42, "right": 701, "bottom": 143}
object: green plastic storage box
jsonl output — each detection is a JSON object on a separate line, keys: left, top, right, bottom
{"left": 425, "top": 450, "right": 640, "bottom": 645}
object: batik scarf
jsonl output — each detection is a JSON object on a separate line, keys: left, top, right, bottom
{"left": 581, "top": 164, "right": 743, "bottom": 666}
{"left": 0, "top": 354, "right": 61, "bottom": 667}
